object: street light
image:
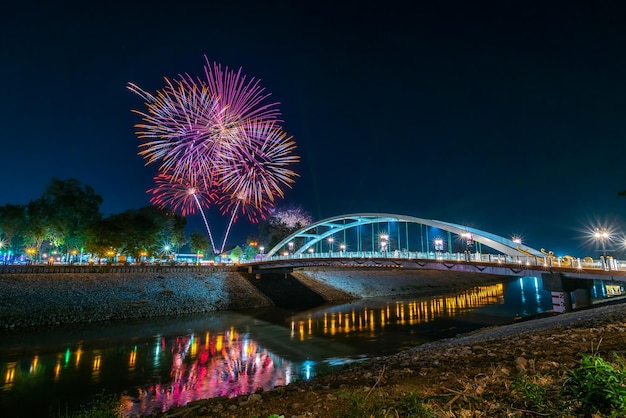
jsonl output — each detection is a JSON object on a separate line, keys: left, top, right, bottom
{"left": 328, "top": 237, "right": 334, "bottom": 253}
{"left": 594, "top": 227, "right": 610, "bottom": 258}
{"left": 340, "top": 243, "right": 345, "bottom": 254}
{"left": 434, "top": 238, "right": 444, "bottom": 258}
{"left": 288, "top": 241, "right": 294, "bottom": 255}
{"left": 380, "top": 234, "right": 388, "bottom": 253}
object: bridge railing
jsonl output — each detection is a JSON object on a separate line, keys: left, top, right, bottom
{"left": 243, "top": 251, "right": 624, "bottom": 272}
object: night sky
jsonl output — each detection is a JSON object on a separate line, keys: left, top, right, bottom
{"left": 2, "top": 1, "right": 626, "bottom": 256}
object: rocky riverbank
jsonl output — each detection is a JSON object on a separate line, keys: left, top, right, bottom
{"left": 0, "top": 270, "right": 272, "bottom": 330}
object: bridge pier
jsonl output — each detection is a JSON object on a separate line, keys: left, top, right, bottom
{"left": 541, "top": 273, "right": 593, "bottom": 312}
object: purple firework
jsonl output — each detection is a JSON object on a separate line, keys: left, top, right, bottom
{"left": 218, "top": 120, "right": 299, "bottom": 209}
{"left": 215, "top": 120, "right": 299, "bottom": 252}
{"left": 129, "top": 57, "right": 297, "bottom": 251}
{"left": 128, "top": 76, "right": 220, "bottom": 185}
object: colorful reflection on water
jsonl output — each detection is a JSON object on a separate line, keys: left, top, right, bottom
{"left": 0, "top": 277, "right": 623, "bottom": 417}
{"left": 119, "top": 330, "right": 292, "bottom": 416}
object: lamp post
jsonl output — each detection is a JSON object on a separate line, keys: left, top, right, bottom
{"left": 461, "top": 232, "right": 473, "bottom": 261}
{"left": 288, "top": 241, "right": 294, "bottom": 255}
{"left": 380, "top": 234, "right": 388, "bottom": 254}
{"left": 328, "top": 237, "right": 334, "bottom": 254}
{"left": 434, "top": 238, "right": 444, "bottom": 258}
{"left": 340, "top": 243, "right": 345, "bottom": 256}
{"left": 594, "top": 227, "right": 610, "bottom": 258}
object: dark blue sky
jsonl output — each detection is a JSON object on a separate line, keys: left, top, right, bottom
{"left": 2, "top": 0, "right": 626, "bottom": 256}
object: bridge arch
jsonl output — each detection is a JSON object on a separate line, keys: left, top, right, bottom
{"left": 266, "top": 213, "right": 543, "bottom": 258}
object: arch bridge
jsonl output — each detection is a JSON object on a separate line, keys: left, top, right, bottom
{"left": 265, "top": 213, "right": 544, "bottom": 260}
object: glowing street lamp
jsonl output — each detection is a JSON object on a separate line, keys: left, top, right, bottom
{"left": 288, "top": 241, "right": 294, "bottom": 254}
{"left": 594, "top": 227, "right": 610, "bottom": 258}
{"left": 461, "top": 232, "right": 474, "bottom": 249}
{"left": 328, "top": 237, "right": 334, "bottom": 253}
{"left": 259, "top": 246, "right": 265, "bottom": 255}
{"left": 340, "top": 243, "right": 345, "bottom": 253}
{"left": 380, "top": 234, "right": 388, "bottom": 253}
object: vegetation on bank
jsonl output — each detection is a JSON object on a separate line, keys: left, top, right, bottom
{"left": 339, "top": 347, "right": 626, "bottom": 417}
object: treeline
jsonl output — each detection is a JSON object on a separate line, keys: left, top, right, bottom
{"left": 0, "top": 178, "right": 187, "bottom": 262}
{"left": 0, "top": 178, "right": 313, "bottom": 263}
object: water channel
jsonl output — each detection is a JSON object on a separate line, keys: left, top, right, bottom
{"left": 0, "top": 276, "right": 622, "bottom": 417}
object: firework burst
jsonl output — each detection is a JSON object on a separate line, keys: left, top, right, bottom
{"left": 129, "top": 57, "right": 298, "bottom": 253}
{"left": 218, "top": 120, "right": 299, "bottom": 210}
{"left": 148, "top": 172, "right": 217, "bottom": 217}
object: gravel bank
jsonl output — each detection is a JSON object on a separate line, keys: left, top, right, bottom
{"left": 0, "top": 271, "right": 272, "bottom": 330}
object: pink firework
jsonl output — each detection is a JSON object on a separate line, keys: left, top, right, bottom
{"left": 218, "top": 121, "right": 299, "bottom": 209}
{"left": 128, "top": 57, "right": 281, "bottom": 185}
{"left": 203, "top": 56, "right": 282, "bottom": 128}
{"left": 128, "top": 76, "right": 221, "bottom": 184}
{"left": 148, "top": 172, "right": 219, "bottom": 250}
{"left": 219, "top": 191, "right": 275, "bottom": 224}
{"left": 214, "top": 121, "right": 299, "bottom": 252}
{"left": 129, "top": 57, "right": 297, "bottom": 251}
{"left": 148, "top": 172, "right": 217, "bottom": 217}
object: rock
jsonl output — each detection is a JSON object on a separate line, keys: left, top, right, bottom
{"left": 514, "top": 356, "right": 528, "bottom": 373}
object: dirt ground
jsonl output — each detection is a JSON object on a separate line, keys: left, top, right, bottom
{"left": 155, "top": 298, "right": 626, "bottom": 418}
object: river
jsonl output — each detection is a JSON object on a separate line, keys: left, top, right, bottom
{"left": 0, "top": 276, "right": 622, "bottom": 417}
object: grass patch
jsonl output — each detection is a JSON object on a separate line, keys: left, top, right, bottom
{"left": 562, "top": 341, "right": 626, "bottom": 417}
{"left": 336, "top": 390, "right": 435, "bottom": 417}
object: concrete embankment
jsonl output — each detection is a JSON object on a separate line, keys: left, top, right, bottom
{"left": 0, "top": 265, "right": 507, "bottom": 331}
{"left": 290, "top": 267, "right": 507, "bottom": 299}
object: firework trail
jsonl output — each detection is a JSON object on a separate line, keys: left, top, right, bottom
{"left": 148, "top": 172, "right": 218, "bottom": 251}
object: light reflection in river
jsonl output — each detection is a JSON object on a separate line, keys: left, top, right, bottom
{"left": 0, "top": 278, "right": 623, "bottom": 417}
{"left": 291, "top": 283, "right": 504, "bottom": 340}
{"left": 120, "top": 329, "right": 291, "bottom": 416}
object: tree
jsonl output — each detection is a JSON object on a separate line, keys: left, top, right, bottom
{"left": 0, "top": 204, "right": 26, "bottom": 256}
{"left": 21, "top": 198, "right": 55, "bottom": 260}
{"left": 116, "top": 208, "right": 162, "bottom": 261}
{"left": 229, "top": 245, "right": 243, "bottom": 263}
{"left": 84, "top": 216, "right": 124, "bottom": 262}
{"left": 139, "top": 205, "right": 187, "bottom": 254}
{"left": 41, "top": 178, "right": 103, "bottom": 260}
{"left": 189, "top": 231, "right": 212, "bottom": 263}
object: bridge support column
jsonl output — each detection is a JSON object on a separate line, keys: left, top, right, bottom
{"left": 541, "top": 273, "right": 594, "bottom": 313}
{"left": 573, "top": 288, "right": 592, "bottom": 309}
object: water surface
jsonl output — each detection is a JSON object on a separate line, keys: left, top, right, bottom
{"left": 0, "top": 277, "right": 621, "bottom": 417}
